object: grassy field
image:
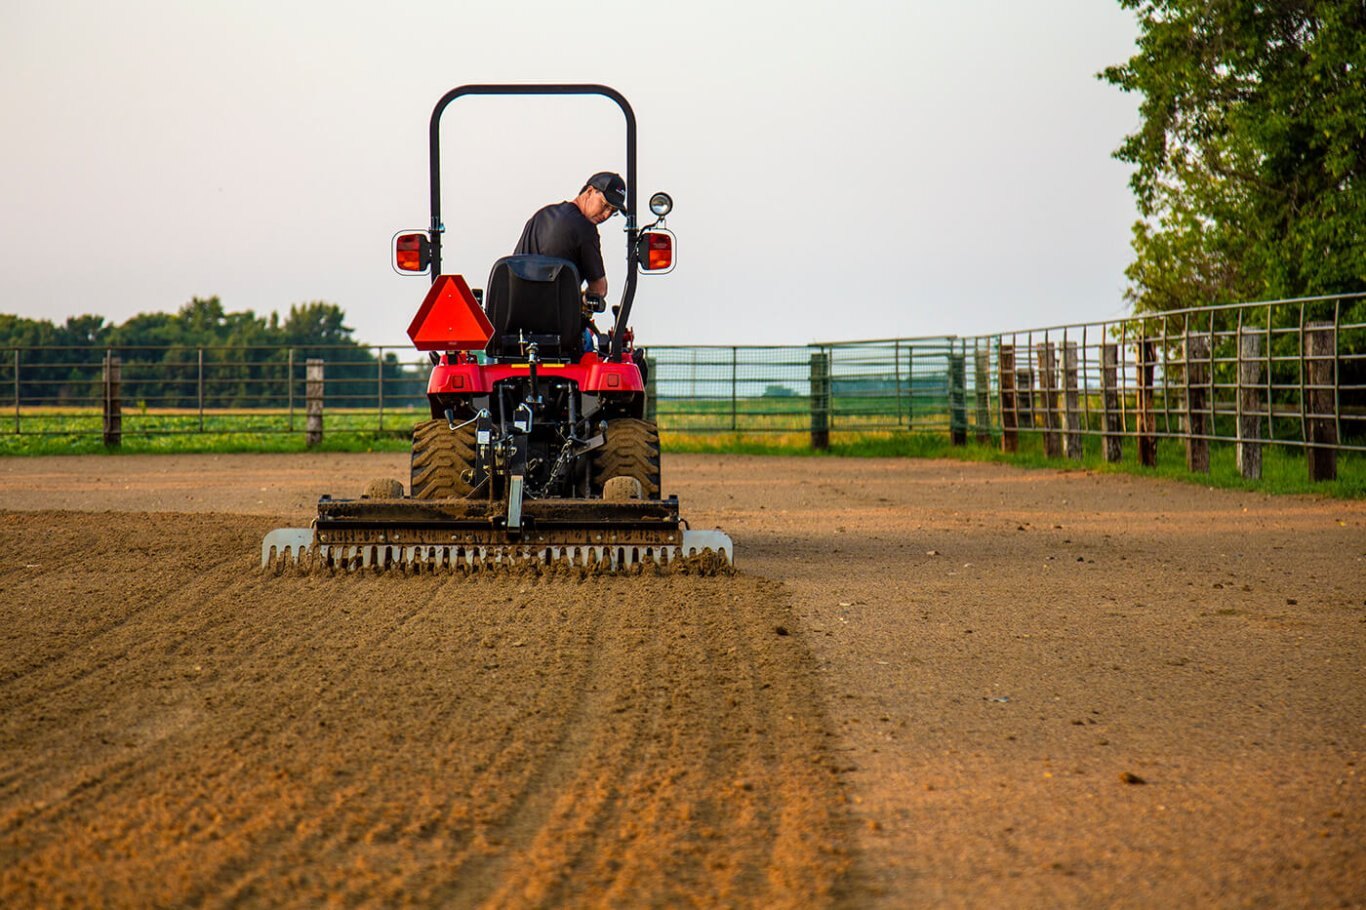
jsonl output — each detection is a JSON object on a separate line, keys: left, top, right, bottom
{"left": 0, "top": 408, "right": 420, "bottom": 456}
{"left": 2, "top": 407, "right": 1360, "bottom": 498}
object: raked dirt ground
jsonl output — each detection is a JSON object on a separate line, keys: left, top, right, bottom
{"left": 0, "top": 452, "right": 1362, "bottom": 908}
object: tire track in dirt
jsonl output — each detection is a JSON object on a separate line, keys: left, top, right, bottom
{"left": 0, "top": 511, "right": 853, "bottom": 908}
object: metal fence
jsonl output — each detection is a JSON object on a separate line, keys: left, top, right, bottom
{"left": 972, "top": 295, "right": 1366, "bottom": 464}
{"left": 0, "top": 345, "right": 434, "bottom": 437}
{"left": 649, "top": 293, "right": 1364, "bottom": 458}
{"left": 646, "top": 338, "right": 963, "bottom": 436}
{"left": 3, "top": 293, "right": 1362, "bottom": 474}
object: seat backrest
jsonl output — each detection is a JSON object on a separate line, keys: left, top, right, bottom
{"left": 484, "top": 255, "right": 582, "bottom": 358}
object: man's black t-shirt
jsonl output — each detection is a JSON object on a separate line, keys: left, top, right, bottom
{"left": 513, "top": 202, "right": 605, "bottom": 285}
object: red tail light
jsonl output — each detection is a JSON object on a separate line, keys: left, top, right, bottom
{"left": 638, "top": 230, "right": 675, "bottom": 273}
{"left": 394, "top": 233, "right": 431, "bottom": 273}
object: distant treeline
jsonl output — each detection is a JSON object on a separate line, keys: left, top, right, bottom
{"left": 0, "top": 297, "right": 425, "bottom": 409}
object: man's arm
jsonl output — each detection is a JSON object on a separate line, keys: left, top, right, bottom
{"left": 580, "top": 224, "right": 608, "bottom": 300}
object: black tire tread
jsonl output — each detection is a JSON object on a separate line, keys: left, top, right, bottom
{"left": 591, "top": 418, "right": 661, "bottom": 499}
{"left": 410, "top": 419, "right": 476, "bottom": 499}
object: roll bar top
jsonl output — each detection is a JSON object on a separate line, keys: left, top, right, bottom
{"left": 425, "top": 84, "right": 640, "bottom": 361}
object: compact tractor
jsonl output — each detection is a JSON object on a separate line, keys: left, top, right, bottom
{"left": 262, "top": 84, "right": 733, "bottom": 574}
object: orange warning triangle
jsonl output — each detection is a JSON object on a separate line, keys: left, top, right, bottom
{"left": 406, "top": 274, "right": 494, "bottom": 351}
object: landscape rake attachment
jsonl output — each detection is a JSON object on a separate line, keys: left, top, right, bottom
{"left": 262, "top": 495, "right": 733, "bottom": 577}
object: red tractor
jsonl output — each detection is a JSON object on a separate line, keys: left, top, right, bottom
{"left": 262, "top": 84, "right": 731, "bottom": 574}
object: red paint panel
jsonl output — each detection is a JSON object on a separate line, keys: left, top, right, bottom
{"left": 425, "top": 354, "right": 645, "bottom": 396}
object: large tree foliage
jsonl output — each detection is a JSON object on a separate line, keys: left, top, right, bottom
{"left": 1103, "top": 0, "right": 1366, "bottom": 312}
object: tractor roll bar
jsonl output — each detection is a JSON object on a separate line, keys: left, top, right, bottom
{"left": 427, "top": 84, "right": 640, "bottom": 362}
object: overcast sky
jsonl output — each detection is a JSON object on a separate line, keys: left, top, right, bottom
{"left": 1, "top": 1, "right": 1140, "bottom": 347}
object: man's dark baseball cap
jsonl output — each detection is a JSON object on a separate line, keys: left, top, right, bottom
{"left": 586, "top": 172, "right": 628, "bottom": 213}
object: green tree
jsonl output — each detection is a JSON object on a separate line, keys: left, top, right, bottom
{"left": 1102, "top": 0, "right": 1366, "bottom": 312}
{"left": 282, "top": 302, "right": 353, "bottom": 347}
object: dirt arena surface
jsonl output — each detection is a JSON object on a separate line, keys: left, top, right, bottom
{"left": 1, "top": 452, "right": 1362, "bottom": 908}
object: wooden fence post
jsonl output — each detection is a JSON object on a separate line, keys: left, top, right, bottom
{"left": 306, "top": 358, "right": 324, "bottom": 448}
{"left": 905, "top": 347, "right": 914, "bottom": 431}
{"left": 1015, "top": 367, "right": 1034, "bottom": 431}
{"left": 809, "top": 351, "right": 830, "bottom": 451}
{"left": 1035, "top": 342, "right": 1061, "bottom": 458}
{"left": 102, "top": 352, "right": 122, "bottom": 448}
{"left": 974, "top": 342, "right": 991, "bottom": 445}
{"left": 999, "top": 344, "right": 1018, "bottom": 453}
{"left": 376, "top": 347, "right": 385, "bottom": 434}
{"left": 1100, "top": 342, "right": 1122, "bottom": 463}
{"left": 1236, "top": 328, "right": 1262, "bottom": 479}
{"left": 1184, "top": 332, "right": 1211, "bottom": 474}
{"left": 1136, "top": 338, "right": 1157, "bottom": 467}
{"left": 948, "top": 350, "right": 967, "bottom": 446}
{"left": 1305, "top": 322, "right": 1338, "bottom": 482}
{"left": 287, "top": 348, "right": 295, "bottom": 432}
{"left": 11, "top": 348, "right": 19, "bottom": 434}
{"left": 1062, "top": 341, "right": 1083, "bottom": 460}
{"left": 730, "top": 346, "right": 738, "bottom": 432}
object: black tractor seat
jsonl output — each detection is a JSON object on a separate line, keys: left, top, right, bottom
{"left": 483, "top": 255, "right": 583, "bottom": 360}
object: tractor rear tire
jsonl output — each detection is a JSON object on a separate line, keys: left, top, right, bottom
{"left": 591, "top": 418, "right": 661, "bottom": 500}
{"left": 410, "top": 419, "right": 476, "bottom": 499}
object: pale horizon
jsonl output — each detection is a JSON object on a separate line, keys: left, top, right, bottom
{"left": 2, "top": 1, "right": 1141, "bottom": 347}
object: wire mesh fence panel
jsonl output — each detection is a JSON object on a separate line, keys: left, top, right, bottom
{"left": 649, "top": 346, "right": 815, "bottom": 434}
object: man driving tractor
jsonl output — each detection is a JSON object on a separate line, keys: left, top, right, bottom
{"left": 513, "top": 171, "right": 628, "bottom": 302}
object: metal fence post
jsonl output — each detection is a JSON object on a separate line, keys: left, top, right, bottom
{"left": 12, "top": 348, "right": 19, "bottom": 434}
{"left": 306, "top": 358, "right": 324, "bottom": 447}
{"left": 644, "top": 353, "right": 657, "bottom": 424}
{"left": 102, "top": 351, "right": 122, "bottom": 447}
{"left": 197, "top": 347, "right": 205, "bottom": 432}
{"left": 1305, "top": 322, "right": 1338, "bottom": 481}
{"left": 998, "top": 343, "right": 1017, "bottom": 453}
{"left": 809, "top": 350, "right": 830, "bottom": 450}
{"left": 1100, "top": 343, "right": 1122, "bottom": 463}
{"left": 1236, "top": 326, "right": 1263, "bottom": 479}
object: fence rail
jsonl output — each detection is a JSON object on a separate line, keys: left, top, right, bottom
{"left": 3, "top": 294, "right": 1362, "bottom": 481}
